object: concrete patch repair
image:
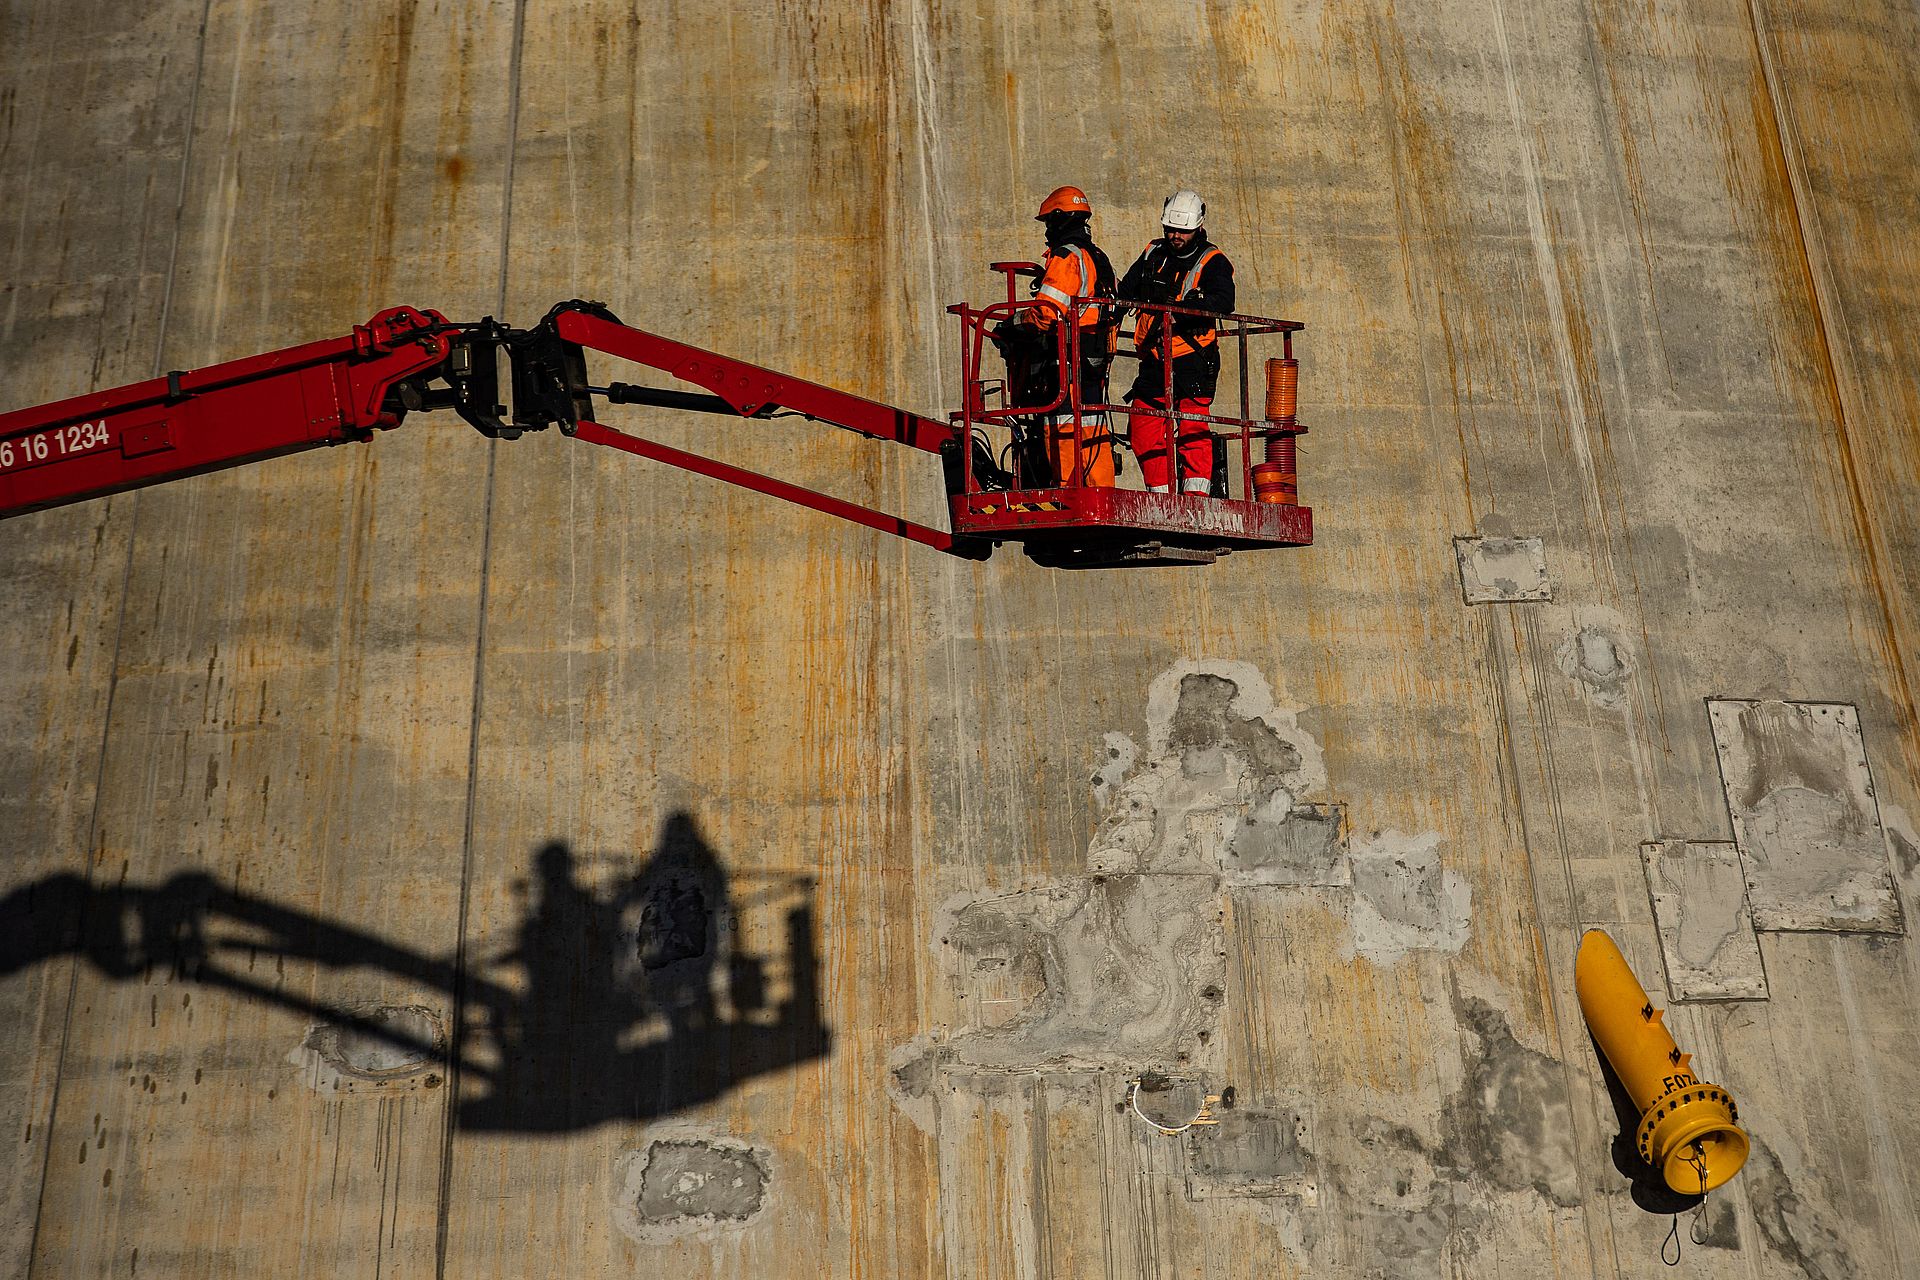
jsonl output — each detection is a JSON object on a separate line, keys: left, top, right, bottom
{"left": 292, "top": 1004, "right": 444, "bottom": 1093}
{"left": 610, "top": 1128, "right": 771, "bottom": 1243}
{"left": 1886, "top": 804, "right": 1920, "bottom": 886}
{"left": 1185, "top": 1107, "right": 1315, "bottom": 1201}
{"left": 1641, "top": 840, "right": 1768, "bottom": 1000}
{"left": 1087, "top": 660, "right": 1327, "bottom": 880}
{"left": 894, "top": 659, "right": 1473, "bottom": 1249}
{"left": 1437, "top": 995, "right": 1580, "bottom": 1208}
{"left": 1555, "top": 623, "right": 1634, "bottom": 711}
{"left": 932, "top": 873, "right": 1227, "bottom": 1072}
{"left": 1741, "top": 1135, "right": 1856, "bottom": 1278}
{"left": 899, "top": 663, "right": 1468, "bottom": 1086}
{"left": 1454, "top": 535, "right": 1552, "bottom": 604}
{"left": 892, "top": 663, "right": 1328, "bottom": 1088}
{"left": 1707, "top": 699, "right": 1904, "bottom": 933}
{"left": 1344, "top": 831, "right": 1471, "bottom": 965}
{"left": 1290, "top": 991, "right": 1577, "bottom": 1272}
{"left": 894, "top": 661, "right": 1323, "bottom": 1123}
{"left": 889, "top": 668, "right": 1882, "bottom": 1272}
{"left": 1223, "top": 799, "right": 1350, "bottom": 887}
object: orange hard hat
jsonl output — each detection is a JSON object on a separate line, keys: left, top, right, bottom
{"left": 1035, "top": 186, "right": 1092, "bottom": 219}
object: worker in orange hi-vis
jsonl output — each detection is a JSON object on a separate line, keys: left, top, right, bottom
{"left": 1020, "top": 185, "right": 1119, "bottom": 487}
{"left": 1119, "top": 190, "right": 1235, "bottom": 495}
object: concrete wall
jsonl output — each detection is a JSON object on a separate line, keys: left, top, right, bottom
{"left": 4, "top": 0, "right": 1917, "bottom": 1275}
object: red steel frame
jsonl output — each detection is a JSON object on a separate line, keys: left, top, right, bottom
{"left": 944, "top": 263, "right": 1311, "bottom": 555}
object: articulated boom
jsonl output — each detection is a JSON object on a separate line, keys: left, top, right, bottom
{"left": 0, "top": 287, "right": 1313, "bottom": 567}
{"left": 0, "top": 305, "right": 456, "bottom": 522}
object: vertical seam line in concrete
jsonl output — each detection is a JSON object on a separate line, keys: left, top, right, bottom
{"left": 433, "top": 382, "right": 500, "bottom": 1267}
{"left": 1028, "top": 1073, "right": 1054, "bottom": 1278}
{"left": 434, "top": 0, "right": 526, "bottom": 1271}
{"left": 1744, "top": 0, "right": 1920, "bottom": 768}
{"left": 1362, "top": 9, "right": 1474, "bottom": 526}
{"left": 1830, "top": 937, "right": 1918, "bottom": 1271}
{"left": 23, "top": 501, "right": 140, "bottom": 1280}
{"left": 151, "top": 0, "right": 216, "bottom": 375}
{"left": 1486, "top": 607, "right": 1616, "bottom": 1275}
{"left": 23, "top": 0, "right": 213, "bottom": 1270}
{"left": 1488, "top": 0, "right": 1621, "bottom": 600}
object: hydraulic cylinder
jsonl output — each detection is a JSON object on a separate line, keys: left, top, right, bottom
{"left": 1574, "top": 929, "right": 1749, "bottom": 1194}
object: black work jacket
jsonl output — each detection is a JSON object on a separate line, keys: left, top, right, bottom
{"left": 1118, "top": 233, "right": 1235, "bottom": 400}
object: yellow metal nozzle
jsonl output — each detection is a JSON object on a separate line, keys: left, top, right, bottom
{"left": 1574, "top": 929, "right": 1749, "bottom": 1194}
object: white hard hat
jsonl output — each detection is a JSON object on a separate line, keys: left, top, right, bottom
{"left": 1161, "top": 189, "right": 1206, "bottom": 231}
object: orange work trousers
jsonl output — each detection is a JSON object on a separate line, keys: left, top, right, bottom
{"left": 1044, "top": 412, "right": 1115, "bottom": 488}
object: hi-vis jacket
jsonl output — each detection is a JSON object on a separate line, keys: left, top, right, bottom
{"left": 1032, "top": 243, "right": 1110, "bottom": 330}
{"left": 1120, "top": 237, "right": 1235, "bottom": 360}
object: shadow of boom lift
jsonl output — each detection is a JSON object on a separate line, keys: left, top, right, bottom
{"left": 2, "top": 811, "right": 829, "bottom": 1132}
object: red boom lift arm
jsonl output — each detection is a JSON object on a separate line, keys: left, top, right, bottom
{"left": 0, "top": 305, "right": 457, "bottom": 523}
{"left": 0, "top": 300, "right": 977, "bottom": 556}
{"left": 0, "top": 294, "right": 1313, "bottom": 566}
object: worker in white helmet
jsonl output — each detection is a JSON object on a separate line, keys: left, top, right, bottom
{"left": 1117, "top": 189, "right": 1235, "bottom": 494}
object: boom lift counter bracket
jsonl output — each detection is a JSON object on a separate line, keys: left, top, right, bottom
{"left": 0, "top": 290, "right": 1315, "bottom": 568}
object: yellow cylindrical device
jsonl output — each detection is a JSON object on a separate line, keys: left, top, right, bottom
{"left": 1574, "top": 929, "right": 1749, "bottom": 1194}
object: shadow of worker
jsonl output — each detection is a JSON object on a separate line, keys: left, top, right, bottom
{"left": 458, "top": 812, "right": 830, "bottom": 1131}
{"left": 482, "top": 841, "right": 644, "bottom": 1126}
{"left": 632, "top": 813, "right": 726, "bottom": 1038}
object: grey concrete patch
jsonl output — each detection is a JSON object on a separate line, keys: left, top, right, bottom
{"left": 1893, "top": 826, "right": 1919, "bottom": 880}
{"left": 1320, "top": 1113, "right": 1487, "bottom": 1274}
{"left": 1225, "top": 799, "right": 1350, "bottom": 887}
{"left": 1058, "top": 664, "right": 1426, "bottom": 988}
{"left": 1453, "top": 535, "right": 1552, "bottom": 604}
{"left": 1692, "top": 1194, "right": 1742, "bottom": 1252}
{"left": 1185, "top": 1108, "right": 1315, "bottom": 1201}
{"left": 933, "top": 873, "right": 1226, "bottom": 1072}
{"left": 1346, "top": 1184, "right": 1482, "bottom": 1273}
{"left": 1743, "top": 1137, "right": 1855, "bottom": 1279}
{"left": 1142, "top": 661, "right": 1329, "bottom": 792}
{"left": 1555, "top": 625, "right": 1633, "bottom": 710}
{"left": 291, "top": 1004, "right": 443, "bottom": 1093}
{"left": 611, "top": 1129, "right": 771, "bottom": 1243}
{"left": 1092, "top": 662, "right": 1328, "bottom": 878}
{"left": 1284, "top": 996, "right": 1573, "bottom": 1273}
{"left": 1708, "top": 699, "right": 1904, "bottom": 933}
{"left": 1345, "top": 831, "right": 1471, "bottom": 964}
{"left": 1884, "top": 804, "right": 1919, "bottom": 884}
{"left": 1167, "top": 672, "right": 1306, "bottom": 780}
{"left": 1641, "top": 840, "right": 1768, "bottom": 1001}
{"left": 1437, "top": 995, "right": 1579, "bottom": 1208}
{"left": 885, "top": 1035, "right": 942, "bottom": 1136}
{"left": 636, "top": 1141, "right": 765, "bottom": 1221}
{"left": 900, "top": 661, "right": 1327, "bottom": 1131}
